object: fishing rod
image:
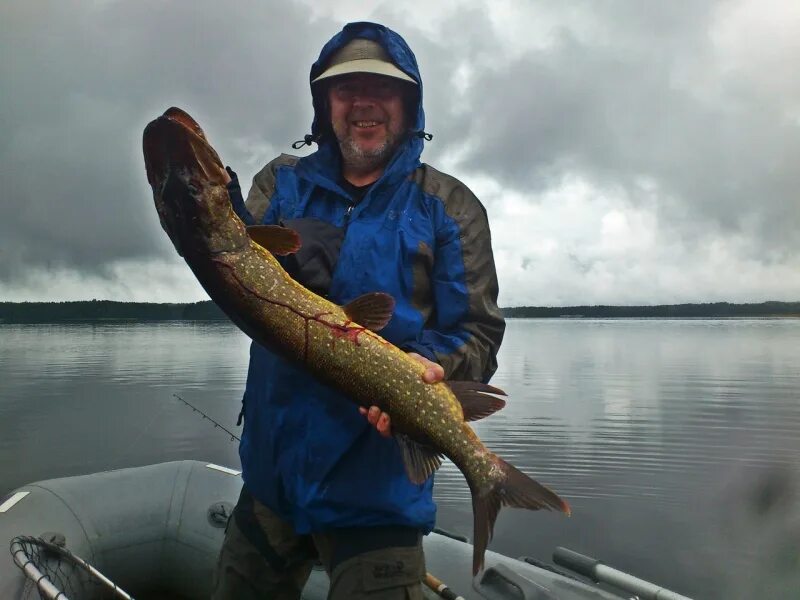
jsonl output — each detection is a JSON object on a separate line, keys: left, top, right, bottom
{"left": 172, "top": 394, "right": 240, "bottom": 442}
{"left": 423, "top": 572, "right": 465, "bottom": 600}
{"left": 173, "top": 392, "right": 464, "bottom": 600}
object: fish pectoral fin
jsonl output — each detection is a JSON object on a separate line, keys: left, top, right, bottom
{"left": 447, "top": 381, "right": 507, "bottom": 422}
{"left": 396, "top": 434, "right": 443, "bottom": 484}
{"left": 246, "top": 225, "right": 302, "bottom": 256}
{"left": 342, "top": 292, "right": 395, "bottom": 331}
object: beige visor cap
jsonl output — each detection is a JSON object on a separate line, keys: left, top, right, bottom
{"left": 312, "top": 38, "right": 417, "bottom": 85}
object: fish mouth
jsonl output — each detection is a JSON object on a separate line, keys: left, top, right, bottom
{"left": 143, "top": 107, "right": 225, "bottom": 191}
{"left": 142, "top": 107, "right": 231, "bottom": 256}
{"left": 162, "top": 106, "right": 207, "bottom": 141}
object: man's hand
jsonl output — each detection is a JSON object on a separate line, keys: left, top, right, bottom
{"left": 409, "top": 352, "right": 446, "bottom": 385}
{"left": 359, "top": 405, "right": 392, "bottom": 438}
{"left": 220, "top": 165, "right": 233, "bottom": 185}
{"left": 359, "top": 352, "right": 444, "bottom": 438}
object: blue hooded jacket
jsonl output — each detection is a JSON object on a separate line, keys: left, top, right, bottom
{"left": 234, "top": 22, "right": 505, "bottom": 534}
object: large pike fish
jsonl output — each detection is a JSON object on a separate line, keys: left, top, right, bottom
{"left": 142, "top": 107, "right": 569, "bottom": 574}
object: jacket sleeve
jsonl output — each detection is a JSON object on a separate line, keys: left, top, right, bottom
{"left": 244, "top": 170, "right": 272, "bottom": 224}
{"left": 404, "top": 184, "right": 506, "bottom": 383}
{"left": 241, "top": 153, "right": 301, "bottom": 225}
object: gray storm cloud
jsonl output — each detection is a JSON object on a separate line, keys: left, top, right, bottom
{"left": 1, "top": 0, "right": 798, "bottom": 303}
{"left": 447, "top": 2, "right": 800, "bottom": 258}
{"left": 0, "top": 0, "right": 328, "bottom": 282}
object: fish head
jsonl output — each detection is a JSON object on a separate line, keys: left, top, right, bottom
{"left": 143, "top": 107, "right": 247, "bottom": 257}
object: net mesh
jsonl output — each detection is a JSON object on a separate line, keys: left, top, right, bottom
{"left": 10, "top": 535, "right": 133, "bottom": 600}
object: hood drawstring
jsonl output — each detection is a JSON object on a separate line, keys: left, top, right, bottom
{"left": 291, "top": 134, "right": 320, "bottom": 149}
{"left": 292, "top": 130, "right": 430, "bottom": 150}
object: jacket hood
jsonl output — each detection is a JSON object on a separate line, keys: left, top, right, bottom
{"left": 297, "top": 22, "right": 427, "bottom": 188}
{"left": 309, "top": 22, "right": 425, "bottom": 138}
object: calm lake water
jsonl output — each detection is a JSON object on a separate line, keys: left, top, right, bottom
{"left": 1, "top": 319, "right": 799, "bottom": 599}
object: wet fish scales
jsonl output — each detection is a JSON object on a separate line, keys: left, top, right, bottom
{"left": 142, "top": 107, "right": 570, "bottom": 575}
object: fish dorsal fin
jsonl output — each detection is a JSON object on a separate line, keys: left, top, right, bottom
{"left": 396, "top": 434, "right": 444, "bottom": 484}
{"left": 247, "top": 225, "right": 301, "bottom": 256}
{"left": 342, "top": 292, "right": 395, "bottom": 331}
{"left": 447, "top": 381, "right": 507, "bottom": 421}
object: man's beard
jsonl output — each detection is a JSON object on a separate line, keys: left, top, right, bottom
{"left": 333, "top": 124, "right": 405, "bottom": 173}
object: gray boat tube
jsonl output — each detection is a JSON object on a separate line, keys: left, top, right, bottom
{"left": 0, "top": 461, "right": 242, "bottom": 599}
{"left": 1, "top": 460, "right": 632, "bottom": 599}
{"left": 554, "top": 547, "right": 693, "bottom": 600}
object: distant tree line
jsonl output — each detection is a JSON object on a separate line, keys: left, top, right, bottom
{"left": 503, "top": 301, "right": 800, "bottom": 318}
{"left": 1, "top": 300, "right": 799, "bottom": 323}
{"left": 0, "top": 300, "right": 227, "bottom": 323}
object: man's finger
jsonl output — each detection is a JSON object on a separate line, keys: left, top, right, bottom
{"left": 367, "top": 405, "right": 380, "bottom": 425}
{"left": 376, "top": 413, "right": 391, "bottom": 437}
{"left": 359, "top": 405, "right": 392, "bottom": 437}
{"left": 422, "top": 363, "right": 445, "bottom": 384}
{"left": 407, "top": 353, "right": 445, "bottom": 384}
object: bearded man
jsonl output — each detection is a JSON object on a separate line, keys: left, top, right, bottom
{"left": 213, "top": 21, "right": 505, "bottom": 599}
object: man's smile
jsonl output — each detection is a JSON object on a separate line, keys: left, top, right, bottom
{"left": 353, "top": 120, "right": 382, "bottom": 128}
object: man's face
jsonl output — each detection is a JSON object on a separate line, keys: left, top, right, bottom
{"left": 327, "top": 73, "right": 410, "bottom": 171}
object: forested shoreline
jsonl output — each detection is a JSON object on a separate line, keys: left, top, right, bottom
{"left": 1, "top": 300, "right": 799, "bottom": 323}
{"left": 503, "top": 301, "right": 800, "bottom": 318}
{"left": 0, "top": 300, "right": 227, "bottom": 323}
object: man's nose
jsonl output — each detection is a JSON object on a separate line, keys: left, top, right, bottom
{"left": 351, "top": 94, "right": 378, "bottom": 107}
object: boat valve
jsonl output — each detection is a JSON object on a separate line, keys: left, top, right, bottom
{"left": 207, "top": 502, "right": 233, "bottom": 528}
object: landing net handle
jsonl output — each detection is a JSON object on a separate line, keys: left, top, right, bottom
{"left": 10, "top": 535, "right": 134, "bottom": 600}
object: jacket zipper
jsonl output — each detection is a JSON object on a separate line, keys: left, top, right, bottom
{"left": 344, "top": 203, "right": 355, "bottom": 228}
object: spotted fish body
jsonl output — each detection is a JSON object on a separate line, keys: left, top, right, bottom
{"left": 143, "top": 107, "right": 569, "bottom": 574}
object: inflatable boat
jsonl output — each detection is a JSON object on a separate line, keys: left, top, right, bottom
{"left": 0, "top": 461, "right": 691, "bottom": 599}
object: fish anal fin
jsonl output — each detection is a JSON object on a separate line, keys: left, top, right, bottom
{"left": 447, "top": 381, "right": 507, "bottom": 422}
{"left": 396, "top": 434, "right": 443, "bottom": 485}
{"left": 342, "top": 292, "right": 395, "bottom": 331}
{"left": 247, "top": 225, "right": 301, "bottom": 256}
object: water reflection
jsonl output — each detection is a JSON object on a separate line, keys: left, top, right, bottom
{"left": 1, "top": 319, "right": 799, "bottom": 598}
{"left": 432, "top": 319, "right": 800, "bottom": 598}
{"left": 0, "top": 322, "right": 250, "bottom": 490}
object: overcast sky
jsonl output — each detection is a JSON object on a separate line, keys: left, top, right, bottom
{"left": 1, "top": 0, "right": 798, "bottom": 307}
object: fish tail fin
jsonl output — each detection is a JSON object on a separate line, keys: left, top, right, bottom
{"left": 470, "top": 456, "right": 570, "bottom": 575}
